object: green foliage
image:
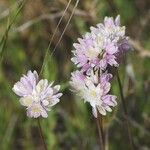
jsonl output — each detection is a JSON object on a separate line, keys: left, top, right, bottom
{"left": 0, "top": 0, "right": 150, "bottom": 149}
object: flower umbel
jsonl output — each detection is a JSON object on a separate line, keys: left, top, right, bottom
{"left": 71, "top": 15, "right": 130, "bottom": 72}
{"left": 70, "top": 15, "right": 130, "bottom": 117}
{"left": 13, "top": 70, "right": 62, "bottom": 118}
{"left": 70, "top": 71, "right": 117, "bottom": 117}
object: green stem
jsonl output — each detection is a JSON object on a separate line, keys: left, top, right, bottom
{"left": 96, "top": 110, "right": 105, "bottom": 150}
{"left": 116, "top": 70, "right": 134, "bottom": 150}
{"left": 37, "top": 119, "right": 47, "bottom": 150}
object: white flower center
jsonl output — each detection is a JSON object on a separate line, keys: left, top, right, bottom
{"left": 32, "top": 90, "right": 40, "bottom": 102}
{"left": 90, "top": 90, "right": 97, "bottom": 97}
{"left": 85, "top": 48, "right": 99, "bottom": 59}
{"left": 97, "top": 37, "right": 105, "bottom": 50}
{"left": 32, "top": 105, "right": 41, "bottom": 113}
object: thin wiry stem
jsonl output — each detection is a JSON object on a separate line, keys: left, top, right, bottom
{"left": 99, "top": 113, "right": 104, "bottom": 141}
{"left": 40, "top": 0, "right": 80, "bottom": 76}
{"left": 96, "top": 109, "right": 105, "bottom": 150}
{"left": 39, "top": 0, "right": 72, "bottom": 76}
{"left": 116, "top": 70, "right": 134, "bottom": 150}
{"left": 37, "top": 118, "right": 47, "bottom": 150}
{"left": 51, "top": 0, "right": 80, "bottom": 57}
{"left": 105, "top": 127, "right": 109, "bottom": 150}
{"left": 48, "top": 0, "right": 72, "bottom": 49}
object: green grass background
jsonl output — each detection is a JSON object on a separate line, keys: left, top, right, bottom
{"left": 0, "top": 0, "right": 150, "bottom": 149}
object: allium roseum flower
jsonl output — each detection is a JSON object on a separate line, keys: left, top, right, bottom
{"left": 13, "top": 70, "right": 62, "bottom": 118}
{"left": 71, "top": 33, "right": 100, "bottom": 73}
{"left": 70, "top": 15, "right": 131, "bottom": 117}
{"left": 70, "top": 71, "right": 117, "bottom": 117}
{"left": 71, "top": 15, "right": 130, "bottom": 72}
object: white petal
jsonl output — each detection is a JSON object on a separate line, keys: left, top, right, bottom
{"left": 92, "top": 107, "right": 98, "bottom": 118}
{"left": 36, "top": 79, "right": 48, "bottom": 93}
{"left": 27, "top": 103, "right": 47, "bottom": 118}
{"left": 115, "top": 15, "right": 120, "bottom": 26}
{"left": 41, "top": 110, "right": 48, "bottom": 118}
{"left": 53, "top": 85, "right": 60, "bottom": 91}
{"left": 48, "top": 97, "right": 60, "bottom": 107}
{"left": 19, "top": 96, "right": 33, "bottom": 107}
{"left": 105, "top": 106, "right": 112, "bottom": 112}
{"left": 42, "top": 100, "right": 49, "bottom": 106}
{"left": 97, "top": 106, "right": 106, "bottom": 116}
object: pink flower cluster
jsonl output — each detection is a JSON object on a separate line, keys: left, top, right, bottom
{"left": 70, "top": 71, "right": 117, "bottom": 117}
{"left": 13, "top": 71, "right": 62, "bottom": 118}
{"left": 70, "top": 15, "right": 130, "bottom": 117}
{"left": 71, "top": 15, "right": 130, "bottom": 73}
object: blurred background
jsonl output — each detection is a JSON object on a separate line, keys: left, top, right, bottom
{"left": 0, "top": 0, "right": 150, "bottom": 149}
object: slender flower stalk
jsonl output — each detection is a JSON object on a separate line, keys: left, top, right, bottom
{"left": 116, "top": 70, "right": 134, "bottom": 150}
{"left": 38, "top": 118, "right": 47, "bottom": 150}
{"left": 99, "top": 113, "right": 104, "bottom": 145}
{"left": 96, "top": 110, "right": 105, "bottom": 150}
